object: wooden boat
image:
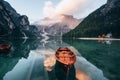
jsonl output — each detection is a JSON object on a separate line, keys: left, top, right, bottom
{"left": 0, "top": 44, "right": 11, "bottom": 53}
{"left": 55, "top": 47, "right": 76, "bottom": 80}
{"left": 55, "top": 47, "right": 76, "bottom": 66}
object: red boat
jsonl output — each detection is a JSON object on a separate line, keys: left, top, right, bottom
{"left": 0, "top": 44, "right": 11, "bottom": 53}
{"left": 55, "top": 47, "right": 76, "bottom": 66}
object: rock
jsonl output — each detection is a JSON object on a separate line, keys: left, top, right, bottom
{"left": 0, "top": 0, "right": 40, "bottom": 38}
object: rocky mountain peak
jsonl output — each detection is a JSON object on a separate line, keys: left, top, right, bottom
{"left": 34, "top": 14, "right": 80, "bottom": 29}
{"left": 0, "top": 0, "right": 40, "bottom": 37}
{"left": 59, "top": 14, "right": 80, "bottom": 29}
{"left": 101, "top": 0, "right": 119, "bottom": 15}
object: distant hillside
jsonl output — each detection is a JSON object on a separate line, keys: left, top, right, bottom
{"left": 0, "top": 0, "right": 40, "bottom": 38}
{"left": 34, "top": 14, "right": 80, "bottom": 29}
{"left": 34, "top": 22, "right": 71, "bottom": 37}
{"left": 33, "top": 14, "right": 80, "bottom": 36}
{"left": 63, "top": 0, "right": 120, "bottom": 38}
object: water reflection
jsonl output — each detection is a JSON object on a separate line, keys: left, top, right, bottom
{"left": 0, "top": 38, "right": 40, "bottom": 79}
{"left": 44, "top": 55, "right": 56, "bottom": 72}
{"left": 76, "top": 70, "right": 90, "bottom": 80}
{"left": 0, "top": 38, "right": 109, "bottom": 80}
{"left": 64, "top": 39, "right": 120, "bottom": 80}
{"left": 55, "top": 60, "right": 76, "bottom": 80}
{"left": 98, "top": 39, "right": 112, "bottom": 45}
{"left": 0, "top": 38, "right": 40, "bottom": 58}
{"left": 0, "top": 40, "right": 11, "bottom": 54}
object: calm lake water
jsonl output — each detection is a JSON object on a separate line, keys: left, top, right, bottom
{"left": 0, "top": 38, "right": 120, "bottom": 80}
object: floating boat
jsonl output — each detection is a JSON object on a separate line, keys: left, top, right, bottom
{"left": 55, "top": 47, "right": 76, "bottom": 80}
{"left": 0, "top": 44, "right": 11, "bottom": 53}
{"left": 55, "top": 47, "right": 76, "bottom": 66}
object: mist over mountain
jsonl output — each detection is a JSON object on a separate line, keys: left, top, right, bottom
{"left": 63, "top": 0, "right": 120, "bottom": 38}
{"left": 33, "top": 14, "right": 81, "bottom": 36}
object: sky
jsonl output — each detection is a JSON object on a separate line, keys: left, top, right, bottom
{"left": 6, "top": 0, "right": 107, "bottom": 24}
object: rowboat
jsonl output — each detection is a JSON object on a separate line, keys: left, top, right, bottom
{"left": 55, "top": 47, "right": 76, "bottom": 66}
{"left": 55, "top": 47, "right": 76, "bottom": 80}
{"left": 0, "top": 44, "right": 11, "bottom": 53}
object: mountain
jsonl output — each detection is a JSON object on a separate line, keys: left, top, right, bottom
{"left": 35, "top": 23, "right": 70, "bottom": 36}
{"left": 33, "top": 14, "right": 80, "bottom": 36}
{"left": 63, "top": 0, "right": 120, "bottom": 38}
{"left": 57, "top": 14, "right": 80, "bottom": 29}
{"left": 0, "top": 0, "right": 40, "bottom": 38}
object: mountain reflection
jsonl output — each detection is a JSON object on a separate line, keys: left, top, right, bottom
{"left": 64, "top": 39, "right": 120, "bottom": 80}
{"left": 0, "top": 38, "right": 40, "bottom": 79}
{"left": 0, "top": 38, "right": 108, "bottom": 80}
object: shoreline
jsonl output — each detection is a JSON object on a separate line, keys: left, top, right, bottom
{"left": 77, "top": 38, "right": 120, "bottom": 41}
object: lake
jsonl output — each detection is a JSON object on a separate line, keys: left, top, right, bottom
{"left": 0, "top": 37, "right": 120, "bottom": 80}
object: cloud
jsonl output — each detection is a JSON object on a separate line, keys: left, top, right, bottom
{"left": 55, "top": 0, "right": 88, "bottom": 15}
{"left": 43, "top": 0, "right": 106, "bottom": 19}
{"left": 43, "top": 1, "right": 55, "bottom": 18}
